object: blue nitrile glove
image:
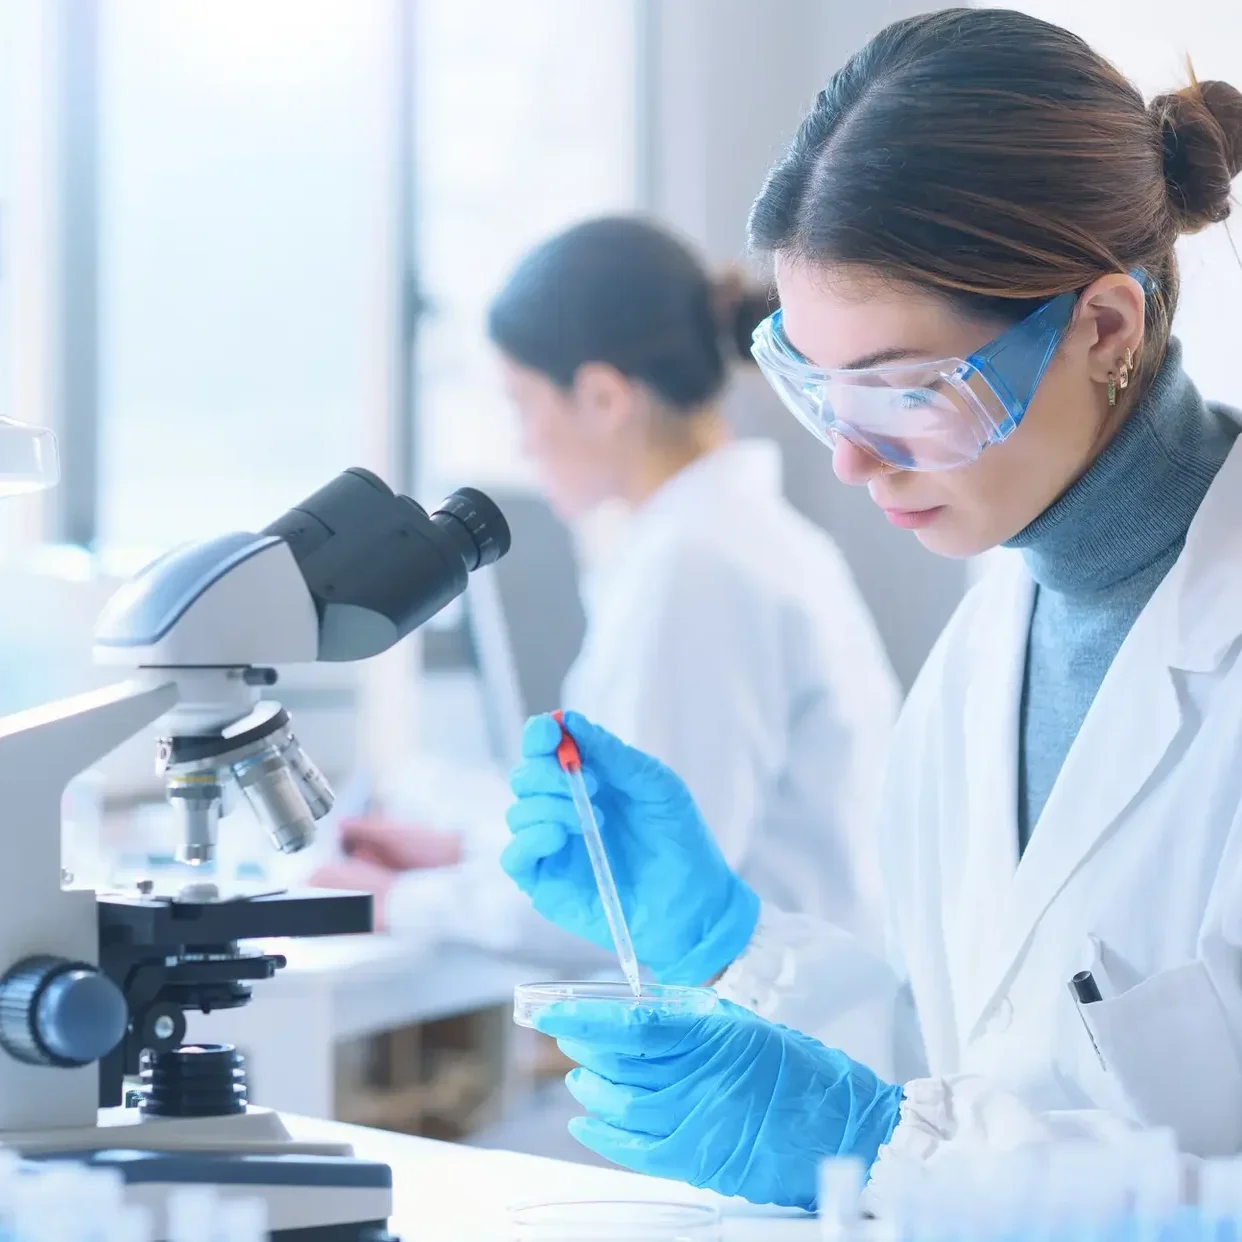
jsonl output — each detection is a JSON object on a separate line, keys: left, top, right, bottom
{"left": 535, "top": 997, "right": 904, "bottom": 1212}
{"left": 502, "top": 711, "right": 760, "bottom": 985}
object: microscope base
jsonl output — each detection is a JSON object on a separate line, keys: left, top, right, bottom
{"left": 1, "top": 1104, "right": 343, "bottom": 1156}
{"left": 4, "top": 1109, "right": 395, "bottom": 1242}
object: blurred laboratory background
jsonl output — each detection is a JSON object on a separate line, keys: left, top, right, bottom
{"left": 0, "top": 0, "right": 1238, "bottom": 1160}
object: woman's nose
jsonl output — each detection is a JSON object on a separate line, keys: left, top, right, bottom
{"left": 832, "top": 436, "right": 884, "bottom": 486}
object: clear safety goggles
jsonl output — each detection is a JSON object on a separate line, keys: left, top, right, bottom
{"left": 0, "top": 418, "right": 59, "bottom": 496}
{"left": 751, "top": 277, "right": 1145, "bottom": 472}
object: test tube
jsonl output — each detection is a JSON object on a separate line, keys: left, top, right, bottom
{"left": 10, "top": 1167, "right": 85, "bottom": 1242}
{"left": 872, "top": 1153, "right": 925, "bottom": 1242}
{"left": 167, "top": 1186, "right": 218, "bottom": 1242}
{"left": 820, "top": 1157, "right": 864, "bottom": 1241}
{"left": 1200, "top": 1157, "right": 1242, "bottom": 1217}
{"left": 73, "top": 1168, "right": 126, "bottom": 1242}
{"left": 104, "top": 1205, "right": 155, "bottom": 1242}
{"left": 1129, "top": 1133, "right": 1183, "bottom": 1227}
{"left": 552, "top": 713, "right": 642, "bottom": 998}
{"left": 213, "top": 1199, "right": 267, "bottom": 1242}
{"left": 1197, "top": 1158, "right": 1242, "bottom": 1242}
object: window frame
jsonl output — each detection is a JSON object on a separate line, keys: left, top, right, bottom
{"left": 5, "top": 0, "right": 423, "bottom": 553}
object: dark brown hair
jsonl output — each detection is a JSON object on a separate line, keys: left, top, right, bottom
{"left": 748, "top": 8, "right": 1242, "bottom": 389}
{"left": 489, "top": 215, "right": 770, "bottom": 411}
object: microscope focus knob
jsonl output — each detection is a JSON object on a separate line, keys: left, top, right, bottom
{"left": 0, "top": 956, "right": 128, "bottom": 1068}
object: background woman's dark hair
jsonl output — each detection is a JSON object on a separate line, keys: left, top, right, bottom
{"left": 488, "top": 215, "right": 772, "bottom": 411}
{"left": 748, "top": 7, "right": 1242, "bottom": 390}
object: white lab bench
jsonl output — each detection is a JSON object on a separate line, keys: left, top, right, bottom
{"left": 185, "top": 935, "right": 542, "bottom": 1117}
{"left": 285, "top": 1113, "right": 818, "bottom": 1240}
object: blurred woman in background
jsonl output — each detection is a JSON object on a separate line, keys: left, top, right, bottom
{"left": 313, "top": 215, "right": 899, "bottom": 951}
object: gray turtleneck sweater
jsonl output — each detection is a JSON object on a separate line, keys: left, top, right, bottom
{"left": 1006, "top": 340, "right": 1239, "bottom": 852}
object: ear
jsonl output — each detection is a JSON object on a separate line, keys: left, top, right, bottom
{"left": 571, "top": 362, "right": 637, "bottom": 433}
{"left": 1070, "top": 273, "right": 1147, "bottom": 386}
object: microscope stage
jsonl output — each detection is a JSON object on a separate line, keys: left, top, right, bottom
{"left": 98, "top": 889, "right": 374, "bottom": 945}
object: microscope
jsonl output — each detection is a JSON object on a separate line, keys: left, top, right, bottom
{"left": 0, "top": 468, "right": 511, "bottom": 1240}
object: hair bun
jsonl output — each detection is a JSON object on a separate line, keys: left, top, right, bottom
{"left": 1149, "top": 77, "right": 1242, "bottom": 233}
{"left": 711, "top": 268, "right": 776, "bottom": 363}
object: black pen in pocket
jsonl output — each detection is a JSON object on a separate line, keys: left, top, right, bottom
{"left": 1069, "top": 969, "right": 1107, "bottom": 1069}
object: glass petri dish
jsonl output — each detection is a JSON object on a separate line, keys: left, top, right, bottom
{"left": 513, "top": 981, "right": 717, "bottom": 1030}
{"left": 509, "top": 1200, "right": 722, "bottom": 1241}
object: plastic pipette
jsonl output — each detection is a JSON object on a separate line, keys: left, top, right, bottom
{"left": 552, "top": 712, "right": 642, "bottom": 998}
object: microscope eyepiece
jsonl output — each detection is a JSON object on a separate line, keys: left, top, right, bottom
{"left": 265, "top": 470, "right": 513, "bottom": 662}
{"left": 430, "top": 487, "right": 511, "bottom": 572}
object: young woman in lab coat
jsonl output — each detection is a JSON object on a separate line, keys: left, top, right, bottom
{"left": 314, "top": 216, "right": 899, "bottom": 949}
{"left": 503, "top": 9, "right": 1242, "bottom": 1213}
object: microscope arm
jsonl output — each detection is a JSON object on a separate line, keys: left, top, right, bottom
{"left": 0, "top": 679, "right": 177, "bottom": 784}
{"left": 0, "top": 679, "right": 179, "bottom": 881}
{"left": 0, "top": 680, "right": 177, "bottom": 1129}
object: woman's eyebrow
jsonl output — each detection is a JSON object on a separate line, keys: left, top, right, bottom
{"left": 837, "top": 345, "right": 930, "bottom": 371}
{"left": 783, "top": 321, "right": 932, "bottom": 372}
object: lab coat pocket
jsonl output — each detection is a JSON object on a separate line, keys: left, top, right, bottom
{"left": 1082, "top": 960, "right": 1242, "bottom": 1156}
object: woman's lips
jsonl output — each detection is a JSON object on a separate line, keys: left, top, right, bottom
{"left": 880, "top": 505, "right": 945, "bottom": 530}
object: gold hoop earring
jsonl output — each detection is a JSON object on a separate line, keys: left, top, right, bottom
{"left": 1118, "top": 346, "right": 1133, "bottom": 393}
{"left": 1107, "top": 373, "right": 1117, "bottom": 407}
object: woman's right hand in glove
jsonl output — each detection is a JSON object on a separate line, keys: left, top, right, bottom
{"left": 502, "top": 711, "right": 760, "bottom": 985}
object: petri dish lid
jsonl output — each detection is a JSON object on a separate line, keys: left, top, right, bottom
{"left": 513, "top": 981, "right": 717, "bottom": 1030}
{"left": 0, "top": 418, "right": 59, "bottom": 496}
{"left": 508, "top": 1200, "right": 721, "bottom": 1241}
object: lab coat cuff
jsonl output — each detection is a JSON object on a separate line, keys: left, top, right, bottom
{"left": 714, "top": 901, "right": 791, "bottom": 1017}
{"left": 859, "top": 1078, "right": 953, "bottom": 1213}
{"left": 858, "top": 1073, "right": 1152, "bottom": 1215}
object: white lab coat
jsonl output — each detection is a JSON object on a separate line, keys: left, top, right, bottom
{"left": 717, "top": 429, "right": 1242, "bottom": 1197}
{"left": 386, "top": 440, "right": 899, "bottom": 955}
